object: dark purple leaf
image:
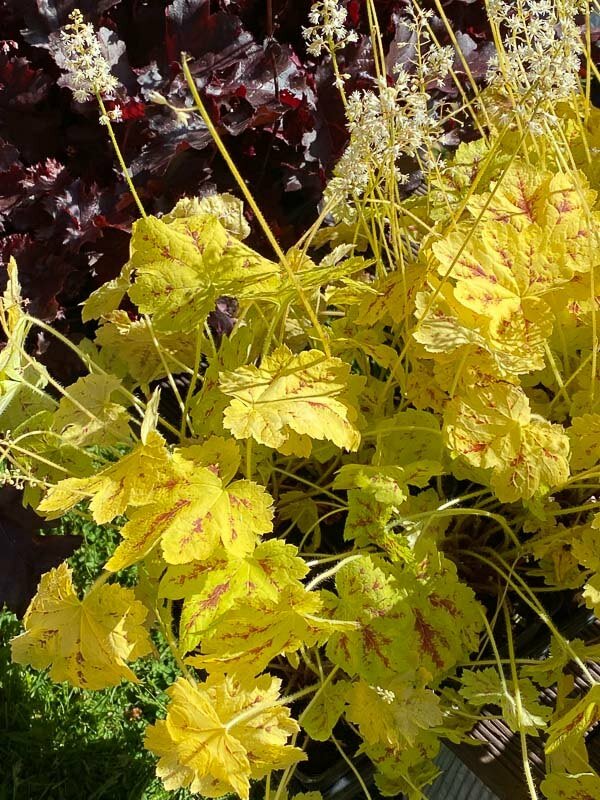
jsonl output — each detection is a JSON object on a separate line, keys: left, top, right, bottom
{"left": 0, "top": 486, "right": 82, "bottom": 618}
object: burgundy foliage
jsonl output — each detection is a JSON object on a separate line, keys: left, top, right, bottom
{"left": 0, "top": 487, "right": 81, "bottom": 617}
{"left": 0, "top": 0, "right": 504, "bottom": 338}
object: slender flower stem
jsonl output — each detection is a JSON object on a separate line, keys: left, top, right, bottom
{"left": 96, "top": 93, "right": 147, "bottom": 219}
{"left": 180, "top": 55, "right": 331, "bottom": 357}
{"left": 503, "top": 604, "right": 539, "bottom": 800}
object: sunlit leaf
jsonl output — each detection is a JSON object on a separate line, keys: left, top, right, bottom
{"left": 144, "top": 674, "right": 305, "bottom": 800}
{"left": 221, "top": 346, "right": 363, "bottom": 455}
{"left": 11, "top": 563, "right": 152, "bottom": 689}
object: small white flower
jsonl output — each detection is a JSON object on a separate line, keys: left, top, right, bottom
{"left": 108, "top": 106, "right": 123, "bottom": 122}
{"left": 303, "top": 0, "right": 358, "bottom": 58}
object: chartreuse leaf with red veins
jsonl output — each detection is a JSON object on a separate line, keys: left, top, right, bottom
{"left": 300, "top": 679, "right": 351, "bottom": 741}
{"left": 355, "top": 264, "right": 424, "bottom": 327}
{"left": 467, "top": 163, "right": 597, "bottom": 263}
{"left": 459, "top": 667, "right": 550, "bottom": 733}
{"left": 333, "top": 465, "right": 411, "bottom": 556}
{"left": 444, "top": 381, "right": 570, "bottom": 502}
{"left": 0, "top": 259, "right": 54, "bottom": 430}
{"left": 334, "top": 465, "right": 409, "bottom": 506}
{"left": 50, "top": 374, "right": 132, "bottom": 447}
{"left": 159, "top": 540, "right": 308, "bottom": 653}
{"left": 541, "top": 772, "right": 600, "bottom": 800}
{"left": 370, "top": 410, "right": 445, "bottom": 487}
{"left": 93, "top": 311, "right": 199, "bottom": 388}
{"left": 144, "top": 674, "right": 305, "bottom": 800}
{"left": 127, "top": 213, "right": 278, "bottom": 333}
{"left": 429, "top": 223, "right": 562, "bottom": 371}
{"left": 220, "top": 346, "right": 363, "bottom": 456}
{"left": 10, "top": 563, "right": 152, "bottom": 689}
{"left": 545, "top": 685, "right": 600, "bottom": 756}
{"left": 188, "top": 584, "right": 345, "bottom": 676}
{"left": 107, "top": 443, "right": 273, "bottom": 571}
{"left": 346, "top": 678, "right": 443, "bottom": 747}
{"left": 364, "top": 733, "right": 441, "bottom": 800}
{"left": 37, "top": 431, "right": 170, "bottom": 524}
{"left": 342, "top": 490, "right": 408, "bottom": 560}
{"left": 568, "top": 414, "right": 600, "bottom": 471}
{"left": 180, "top": 436, "right": 242, "bottom": 484}
{"left": 323, "top": 556, "right": 419, "bottom": 684}
{"left": 395, "top": 550, "right": 483, "bottom": 678}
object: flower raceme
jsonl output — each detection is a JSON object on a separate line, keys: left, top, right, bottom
{"left": 302, "top": 0, "right": 359, "bottom": 57}
{"left": 50, "top": 9, "right": 118, "bottom": 104}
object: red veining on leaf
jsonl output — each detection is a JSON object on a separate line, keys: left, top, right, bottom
{"left": 414, "top": 609, "right": 446, "bottom": 671}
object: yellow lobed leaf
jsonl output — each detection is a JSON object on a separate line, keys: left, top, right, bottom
{"left": 141, "top": 387, "right": 161, "bottom": 444}
{"left": 220, "top": 346, "right": 363, "bottom": 455}
{"left": 371, "top": 409, "right": 444, "bottom": 486}
{"left": 51, "top": 374, "right": 132, "bottom": 447}
{"left": 0, "top": 259, "right": 53, "bottom": 429}
{"left": 568, "top": 414, "right": 600, "bottom": 472}
{"left": 355, "top": 265, "right": 423, "bottom": 327}
{"left": 160, "top": 192, "right": 251, "bottom": 239}
{"left": 1, "top": 256, "right": 25, "bottom": 335}
{"left": 10, "top": 563, "right": 152, "bottom": 689}
{"left": 363, "top": 733, "right": 440, "bottom": 798}
{"left": 81, "top": 264, "right": 133, "bottom": 322}
{"left": 428, "top": 222, "right": 564, "bottom": 373}
{"left": 159, "top": 540, "right": 308, "bottom": 653}
{"left": 38, "top": 430, "right": 170, "bottom": 523}
{"left": 300, "top": 679, "right": 350, "bottom": 741}
{"left": 179, "top": 436, "right": 242, "bottom": 484}
{"left": 94, "top": 311, "right": 198, "bottom": 387}
{"left": 291, "top": 794, "right": 324, "bottom": 800}
{"left": 459, "top": 667, "right": 550, "bottom": 733}
{"left": 583, "top": 574, "right": 600, "bottom": 619}
{"left": 444, "top": 382, "right": 570, "bottom": 502}
{"left": 144, "top": 674, "right": 305, "bottom": 800}
{"left": 127, "top": 214, "right": 278, "bottom": 332}
{"left": 188, "top": 584, "right": 342, "bottom": 677}
{"left": 107, "top": 447, "right": 273, "bottom": 570}
{"left": 346, "top": 679, "right": 443, "bottom": 747}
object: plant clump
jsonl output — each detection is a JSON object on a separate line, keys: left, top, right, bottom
{"left": 2, "top": 3, "right": 600, "bottom": 800}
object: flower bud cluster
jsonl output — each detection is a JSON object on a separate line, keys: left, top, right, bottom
{"left": 52, "top": 9, "right": 118, "bottom": 103}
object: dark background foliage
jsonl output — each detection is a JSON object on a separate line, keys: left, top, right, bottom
{"left": 0, "top": 0, "right": 501, "bottom": 340}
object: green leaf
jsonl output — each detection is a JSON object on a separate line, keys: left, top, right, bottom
{"left": 301, "top": 679, "right": 350, "bottom": 741}
{"left": 324, "top": 556, "right": 418, "bottom": 683}
{"left": 541, "top": 771, "right": 600, "bottom": 800}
